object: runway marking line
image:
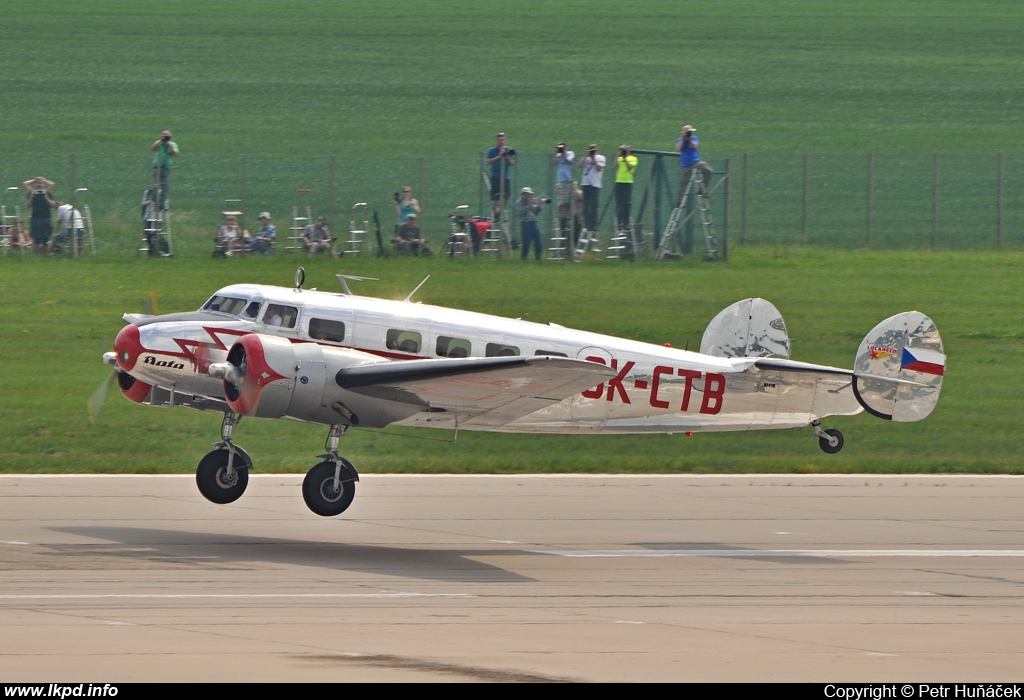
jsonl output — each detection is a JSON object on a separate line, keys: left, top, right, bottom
{"left": 534, "top": 549, "right": 1024, "bottom": 558}
{"left": 0, "top": 593, "right": 475, "bottom": 600}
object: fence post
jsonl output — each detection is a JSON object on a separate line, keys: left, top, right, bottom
{"left": 866, "top": 152, "right": 873, "bottom": 246}
{"left": 802, "top": 153, "right": 809, "bottom": 245}
{"left": 932, "top": 154, "right": 939, "bottom": 250}
{"left": 418, "top": 156, "right": 425, "bottom": 208}
{"left": 240, "top": 155, "right": 248, "bottom": 229}
{"left": 997, "top": 152, "right": 1004, "bottom": 249}
{"left": 69, "top": 154, "right": 77, "bottom": 258}
{"left": 330, "top": 156, "right": 336, "bottom": 229}
{"left": 722, "top": 158, "right": 730, "bottom": 262}
{"left": 741, "top": 153, "right": 748, "bottom": 245}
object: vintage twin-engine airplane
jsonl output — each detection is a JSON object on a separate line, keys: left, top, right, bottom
{"left": 103, "top": 270, "right": 945, "bottom": 517}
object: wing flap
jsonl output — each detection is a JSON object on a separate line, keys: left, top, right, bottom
{"left": 336, "top": 356, "right": 616, "bottom": 426}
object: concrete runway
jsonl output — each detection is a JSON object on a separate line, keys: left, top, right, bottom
{"left": 1, "top": 474, "right": 1023, "bottom": 682}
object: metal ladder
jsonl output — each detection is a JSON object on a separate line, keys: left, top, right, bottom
{"left": 1, "top": 187, "right": 26, "bottom": 256}
{"left": 286, "top": 189, "right": 313, "bottom": 251}
{"left": 655, "top": 168, "right": 719, "bottom": 261}
{"left": 573, "top": 228, "right": 602, "bottom": 262}
{"left": 443, "top": 205, "right": 473, "bottom": 258}
{"left": 140, "top": 182, "right": 173, "bottom": 257}
{"left": 342, "top": 202, "right": 372, "bottom": 256}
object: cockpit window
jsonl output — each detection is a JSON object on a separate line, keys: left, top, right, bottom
{"left": 242, "top": 302, "right": 262, "bottom": 319}
{"left": 202, "top": 295, "right": 248, "bottom": 316}
{"left": 262, "top": 304, "right": 299, "bottom": 329}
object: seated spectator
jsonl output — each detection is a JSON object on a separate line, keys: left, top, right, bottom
{"left": 253, "top": 212, "right": 276, "bottom": 255}
{"left": 213, "top": 215, "right": 251, "bottom": 257}
{"left": 393, "top": 214, "right": 431, "bottom": 257}
{"left": 303, "top": 216, "right": 334, "bottom": 256}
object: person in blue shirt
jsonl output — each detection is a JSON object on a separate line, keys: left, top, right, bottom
{"left": 551, "top": 142, "right": 575, "bottom": 237}
{"left": 674, "top": 125, "right": 714, "bottom": 205}
{"left": 485, "top": 132, "right": 516, "bottom": 217}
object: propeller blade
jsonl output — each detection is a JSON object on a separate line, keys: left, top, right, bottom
{"left": 88, "top": 370, "right": 118, "bottom": 424}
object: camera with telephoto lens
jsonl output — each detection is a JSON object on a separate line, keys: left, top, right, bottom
{"left": 505, "top": 148, "right": 516, "bottom": 157}
{"left": 540, "top": 197, "right": 552, "bottom": 204}
{"left": 162, "top": 134, "right": 170, "bottom": 142}
{"left": 393, "top": 192, "right": 401, "bottom": 202}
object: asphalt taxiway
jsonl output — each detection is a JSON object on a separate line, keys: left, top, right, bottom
{"left": 1, "top": 474, "right": 1023, "bottom": 682}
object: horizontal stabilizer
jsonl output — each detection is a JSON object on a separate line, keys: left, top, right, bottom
{"left": 701, "top": 298, "right": 791, "bottom": 359}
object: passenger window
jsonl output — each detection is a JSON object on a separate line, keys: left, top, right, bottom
{"left": 263, "top": 304, "right": 299, "bottom": 329}
{"left": 243, "top": 302, "right": 262, "bottom": 319}
{"left": 386, "top": 329, "right": 422, "bottom": 354}
{"left": 535, "top": 350, "right": 567, "bottom": 357}
{"left": 486, "top": 342, "right": 520, "bottom": 357}
{"left": 436, "top": 336, "right": 471, "bottom": 358}
{"left": 309, "top": 318, "right": 346, "bottom": 343}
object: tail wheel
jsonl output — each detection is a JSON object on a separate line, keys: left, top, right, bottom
{"left": 196, "top": 448, "right": 251, "bottom": 504}
{"left": 302, "top": 460, "right": 357, "bottom": 517}
{"left": 818, "top": 428, "right": 844, "bottom": 454}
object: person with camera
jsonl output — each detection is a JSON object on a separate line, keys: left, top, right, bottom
{"left": 577, "top": 144, "right": 605, "bottom": 232}
{"left": 551, "top": 142, "right": 575, "bottom": 237}
{"left": 514, "top": 187, "right": 549, "bottom": 261}
{"left": 675, "top": 125, "right": 713, "bottom": 204}
{"left": 23, "top": 177, "right": 56, "bottom": 254}
{"left": 393, "top": 186, "right": 421, "bottom": 225}
{"left": 613, "top": 145, "right": 638, "bottom": 232}
{"left": 149, "top": 130, "right": 179, "bottom": 210}
{"left": 485, "top": 132, "right": 516, "bottom": 217}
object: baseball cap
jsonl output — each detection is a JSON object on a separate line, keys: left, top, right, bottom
{"left": 521, "top": 187, "right": 534, "bottom": 194}
{"left": 258, "top": 212, "right": 271, "bottom": 219}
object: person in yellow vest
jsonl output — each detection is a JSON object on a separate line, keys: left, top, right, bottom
{"left": 613, "top": 145, "right": 638, "bottom": 231}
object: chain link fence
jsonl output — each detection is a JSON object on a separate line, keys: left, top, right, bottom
{"left": 1, "top": 151, "right": 1020, "bottom": 259}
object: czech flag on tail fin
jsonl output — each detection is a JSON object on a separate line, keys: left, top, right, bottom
{"left": 901, "top": 347, "right": 945, "bottom": 376}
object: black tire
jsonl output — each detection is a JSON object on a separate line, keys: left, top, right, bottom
{"left": 196, "top": 448, "right": 251, "bottom": 504}
{"left": 818, "top": 428, "right": 844, "bottom": 454}
{"left": 302, "top": 460, "right": 357, "bottom": 517}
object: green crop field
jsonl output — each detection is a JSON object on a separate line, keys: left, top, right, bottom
{"left": 1, "top": 1, "right": 1021, "bottom": 473}
{"left": 0, "top": 250, "right": 1021, "bottom": 474}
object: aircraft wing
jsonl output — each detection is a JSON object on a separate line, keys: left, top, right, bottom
{"left": 336, "top": 355, "right": 617, "bottom": 428}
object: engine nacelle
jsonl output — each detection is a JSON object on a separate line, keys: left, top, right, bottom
{"left": 118, "top": 371, "right": 153, "bottom": 404}
{"left": 212, "top": 334, "right": 420, "bottom": 428}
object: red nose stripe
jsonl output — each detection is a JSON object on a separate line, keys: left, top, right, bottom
{"left": 114, "top": 324, "right": 144, "bottom": 371}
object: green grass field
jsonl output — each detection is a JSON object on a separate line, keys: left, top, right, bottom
{"left": 1, "top": 1, "right": 1021, "bottom": 473}
{"left": 0, "top": 250, "right": 1020, "bottom": 474}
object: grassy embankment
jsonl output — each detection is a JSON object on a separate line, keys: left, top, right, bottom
{"left": 0, "top": 249, "right": 1019, "bottom": 474}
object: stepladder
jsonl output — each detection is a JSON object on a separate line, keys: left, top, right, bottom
{"left": 140, "top": 183, "right": 173, "bottom": 257}
{"left": 287, "top": 189, "right": 313, "bottom": 252}
{"left": 656, "top": 167, "right": 719, "bottom": 261}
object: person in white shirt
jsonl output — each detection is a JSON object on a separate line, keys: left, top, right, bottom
{"left": 50, "top": 202, "right": 85, "bottom": 254}
{"left": 576, "top": 144, "right": 605, "bottom": 231}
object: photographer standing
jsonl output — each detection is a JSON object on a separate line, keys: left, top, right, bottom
{"left": 577, "top": 144, "right": 605, "bottom": 232}
{"left": 485, "top": 132, "right": 516, "bottom": 218}
{"left": 551, "top": 142, "right": 575, "bottom": 237}
{"left": 149, "top": 130, "right": 179, "bottom": 209}
{"left": 613, "top": 145, "right": 638, "bottom": 231}
{"left": 674, "top": 125, "right": 713, "bottom": 204}
{"left": 514, "top": 187, "right": 547, "bottom": 261}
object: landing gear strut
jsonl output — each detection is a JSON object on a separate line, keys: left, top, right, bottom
{"left": 302, "top": 424, "right": 359, "bottom": 517}
{"left": 196, "top": 413, "right": 251, "bottom": 504}
{"left": 811, "top": 420, "right": 844, "bottom": 454}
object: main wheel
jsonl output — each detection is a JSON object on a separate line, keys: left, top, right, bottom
{"left": 818, "top": 428, "right": 844, "bottom": 454}
{"left": 196, "top": 447, "right": 251, "bottom": 504}
{"left": 302, "top": 460, "right": 357, "bottom": 517}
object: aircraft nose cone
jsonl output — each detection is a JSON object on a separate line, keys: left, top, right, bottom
{"left": 114, "top": 324, "right": 144, "bottom": 371}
